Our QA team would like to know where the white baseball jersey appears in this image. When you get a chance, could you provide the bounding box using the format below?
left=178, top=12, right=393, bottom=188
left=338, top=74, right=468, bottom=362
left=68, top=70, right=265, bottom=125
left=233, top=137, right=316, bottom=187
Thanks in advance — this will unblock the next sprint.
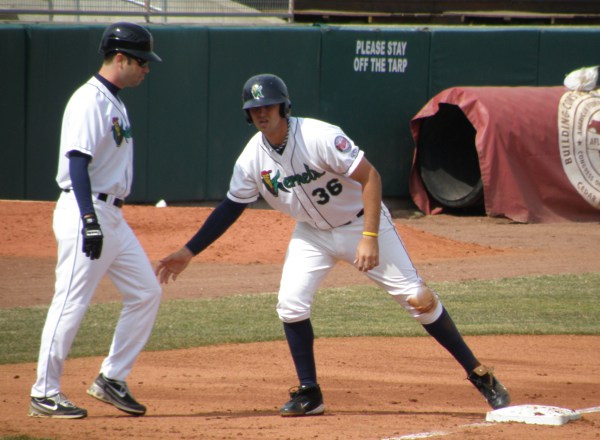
left=227, top=116, right=443, bottom=326
left=31, top=75, right=161, bottom=399
left=227, top=117, right=366, bottom=229
left=56, top=76, right=133, bottom=198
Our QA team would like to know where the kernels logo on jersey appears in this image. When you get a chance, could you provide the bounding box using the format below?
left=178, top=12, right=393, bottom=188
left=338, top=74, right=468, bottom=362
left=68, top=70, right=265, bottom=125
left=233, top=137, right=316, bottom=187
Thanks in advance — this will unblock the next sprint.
left=261, top=164, right=325, bottom=196
left=111, top=117, right=132, bottom=146
left=558, top=91, right=600, bottom=209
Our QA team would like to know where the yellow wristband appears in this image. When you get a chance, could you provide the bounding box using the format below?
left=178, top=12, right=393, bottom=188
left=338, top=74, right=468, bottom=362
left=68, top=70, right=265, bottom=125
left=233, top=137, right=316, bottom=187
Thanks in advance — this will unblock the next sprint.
left=362, top=231, right=378, bottom=238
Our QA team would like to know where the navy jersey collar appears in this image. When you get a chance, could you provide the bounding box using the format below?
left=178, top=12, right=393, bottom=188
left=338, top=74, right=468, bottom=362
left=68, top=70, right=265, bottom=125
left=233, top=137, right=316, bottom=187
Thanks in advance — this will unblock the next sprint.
left=94, top=73, right=120, bottom=97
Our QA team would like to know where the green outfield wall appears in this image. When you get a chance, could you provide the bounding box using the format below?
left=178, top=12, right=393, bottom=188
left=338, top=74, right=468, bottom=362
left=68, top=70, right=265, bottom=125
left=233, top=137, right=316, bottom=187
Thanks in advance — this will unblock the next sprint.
left=2, top=24, right=599, bottom=203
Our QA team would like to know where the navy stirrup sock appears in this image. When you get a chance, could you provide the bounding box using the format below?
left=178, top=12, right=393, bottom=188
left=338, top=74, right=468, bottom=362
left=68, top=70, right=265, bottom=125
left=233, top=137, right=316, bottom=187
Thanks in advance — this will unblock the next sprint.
left=283, top=319, right=317, bottom=386
left=422, top=307, right=479, bottom=374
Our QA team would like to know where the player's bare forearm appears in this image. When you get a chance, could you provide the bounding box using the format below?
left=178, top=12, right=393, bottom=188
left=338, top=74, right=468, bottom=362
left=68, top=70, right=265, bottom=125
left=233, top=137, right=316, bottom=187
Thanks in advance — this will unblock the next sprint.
left=361, top=175, right=382, bottom=235
left=350, top=157, right=382, bottom=234
left=350, top=157, right=382, bottom=271
left=155, top=246, right=194, bottom=284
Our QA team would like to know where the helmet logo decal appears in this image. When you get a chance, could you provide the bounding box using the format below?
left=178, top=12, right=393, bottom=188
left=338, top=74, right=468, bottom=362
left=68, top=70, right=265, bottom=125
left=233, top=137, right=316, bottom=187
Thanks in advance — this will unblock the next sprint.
left=261, top=164, right=325, bottom=197
left=251, top=84, right=264, bottom=100
left=111, top=117, right=132, bottom=146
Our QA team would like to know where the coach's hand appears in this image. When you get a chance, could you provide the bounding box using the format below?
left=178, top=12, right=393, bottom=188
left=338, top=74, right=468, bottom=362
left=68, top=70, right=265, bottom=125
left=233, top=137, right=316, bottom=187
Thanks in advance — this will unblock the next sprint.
left=81, top=214, right=103, bottom=260
left=155, top=246, right=194, bottom=284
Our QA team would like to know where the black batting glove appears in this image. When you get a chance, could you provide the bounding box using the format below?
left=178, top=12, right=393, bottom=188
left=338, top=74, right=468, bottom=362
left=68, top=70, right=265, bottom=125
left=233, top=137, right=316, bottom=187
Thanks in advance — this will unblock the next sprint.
left=81, top=214, right=103, bottom=260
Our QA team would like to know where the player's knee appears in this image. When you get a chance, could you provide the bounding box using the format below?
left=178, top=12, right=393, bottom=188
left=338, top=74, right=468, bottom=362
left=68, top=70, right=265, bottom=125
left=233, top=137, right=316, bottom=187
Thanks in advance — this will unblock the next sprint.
left=151, top=285, right=162, bottom=302
left=406, top=285, right=439, bottom=314
left=145, top=282, right=162, bottom=300
left=393, top=285, right=443, bottom=324
left=126, top=284, right=162, bottom=308
left=130, top=281, right=162, bottom=306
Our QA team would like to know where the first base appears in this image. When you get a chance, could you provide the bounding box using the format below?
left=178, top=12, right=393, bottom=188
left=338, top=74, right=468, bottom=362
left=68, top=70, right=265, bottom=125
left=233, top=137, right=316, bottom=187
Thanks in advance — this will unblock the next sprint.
left=486, top=404, right=582, bottom=426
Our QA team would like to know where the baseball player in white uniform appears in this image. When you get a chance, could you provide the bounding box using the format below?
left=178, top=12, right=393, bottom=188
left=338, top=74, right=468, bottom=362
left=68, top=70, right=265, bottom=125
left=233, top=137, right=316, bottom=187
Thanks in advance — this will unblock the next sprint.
left=155, top=74, right=511, bottom=416
left=29, top=23, right=163, bottom=419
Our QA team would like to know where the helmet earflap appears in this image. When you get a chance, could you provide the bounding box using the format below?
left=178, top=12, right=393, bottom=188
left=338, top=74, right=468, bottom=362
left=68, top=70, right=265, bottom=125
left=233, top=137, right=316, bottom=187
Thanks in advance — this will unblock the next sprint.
left=280, top=101, right=291, bottom=118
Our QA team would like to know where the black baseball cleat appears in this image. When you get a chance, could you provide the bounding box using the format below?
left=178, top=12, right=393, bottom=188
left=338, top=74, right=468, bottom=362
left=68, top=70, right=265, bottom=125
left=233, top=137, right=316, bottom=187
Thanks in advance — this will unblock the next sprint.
left=87, top=373, right=146, bottom=416
left=280, top=384, right=325, bottom=416
left=468, top=365, right=511, bottom=409
left=28, top=393, right=87, bottom=419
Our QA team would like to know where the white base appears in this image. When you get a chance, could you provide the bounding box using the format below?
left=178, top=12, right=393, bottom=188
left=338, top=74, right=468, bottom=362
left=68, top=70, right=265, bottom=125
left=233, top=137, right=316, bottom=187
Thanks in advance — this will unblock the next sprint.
left=486, top=404, right=582, bottom=426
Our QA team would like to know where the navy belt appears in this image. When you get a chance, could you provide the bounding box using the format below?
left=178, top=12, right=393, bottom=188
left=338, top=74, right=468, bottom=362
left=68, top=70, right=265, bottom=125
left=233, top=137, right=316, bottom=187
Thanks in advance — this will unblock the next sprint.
left=97, top=193, right=124, bottom=208
left=342, top=209, right=365, bottom=226
left=63, top=189, right=124, bottom=208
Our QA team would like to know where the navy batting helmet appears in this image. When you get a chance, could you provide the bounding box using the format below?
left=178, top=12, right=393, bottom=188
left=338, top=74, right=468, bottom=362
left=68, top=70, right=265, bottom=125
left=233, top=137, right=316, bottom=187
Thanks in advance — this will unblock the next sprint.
left=99, top=22, right=162, bottom=62
left=242, top=74, right=291, bottom=122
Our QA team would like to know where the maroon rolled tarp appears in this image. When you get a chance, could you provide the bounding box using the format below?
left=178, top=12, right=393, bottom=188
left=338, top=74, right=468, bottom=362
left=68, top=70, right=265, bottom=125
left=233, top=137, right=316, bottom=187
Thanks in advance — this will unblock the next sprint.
left=409, top=86, right=600, bottom=223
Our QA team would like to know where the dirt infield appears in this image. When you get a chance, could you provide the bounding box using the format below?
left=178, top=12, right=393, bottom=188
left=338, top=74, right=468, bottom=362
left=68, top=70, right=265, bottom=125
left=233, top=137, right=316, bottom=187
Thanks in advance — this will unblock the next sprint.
left=1, top=200, right=599, bottom=439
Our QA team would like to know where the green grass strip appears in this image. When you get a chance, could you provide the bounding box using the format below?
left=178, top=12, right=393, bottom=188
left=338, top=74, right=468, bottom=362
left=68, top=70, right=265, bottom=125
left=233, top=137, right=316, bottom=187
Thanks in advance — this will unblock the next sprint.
left=2, top=273, right=599, bottom=365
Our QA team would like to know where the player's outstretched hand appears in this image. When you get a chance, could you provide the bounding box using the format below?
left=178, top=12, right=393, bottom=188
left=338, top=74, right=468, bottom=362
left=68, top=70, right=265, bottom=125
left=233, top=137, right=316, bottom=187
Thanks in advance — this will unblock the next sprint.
left=155, top=246, right=194, bottom=284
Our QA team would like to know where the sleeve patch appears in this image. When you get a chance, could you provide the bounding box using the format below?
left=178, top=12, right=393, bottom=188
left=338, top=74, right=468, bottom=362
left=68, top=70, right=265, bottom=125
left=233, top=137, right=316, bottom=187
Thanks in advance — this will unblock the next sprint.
left=334, top=136, right=352, bottom=153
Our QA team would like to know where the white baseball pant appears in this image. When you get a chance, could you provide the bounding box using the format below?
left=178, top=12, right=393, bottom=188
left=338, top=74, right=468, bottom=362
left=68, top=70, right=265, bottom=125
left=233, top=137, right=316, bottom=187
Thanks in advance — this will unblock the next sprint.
left=31, top=192, right=162, bottom=398
left=276, top=208, right=444, bottom=325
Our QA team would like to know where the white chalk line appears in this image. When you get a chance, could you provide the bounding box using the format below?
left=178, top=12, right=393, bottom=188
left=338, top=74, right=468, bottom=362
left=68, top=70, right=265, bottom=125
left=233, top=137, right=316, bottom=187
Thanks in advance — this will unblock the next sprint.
left=578, top=405, right=600, bottom=414
left=382, top=405, right=600, bottom=440
left=382, top=422, right=494, bottom=440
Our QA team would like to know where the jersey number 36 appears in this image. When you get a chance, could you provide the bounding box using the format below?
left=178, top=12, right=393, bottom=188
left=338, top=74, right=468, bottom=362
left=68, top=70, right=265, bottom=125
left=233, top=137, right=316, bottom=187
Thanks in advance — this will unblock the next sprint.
left=312, top=179, right=343, bottom=205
